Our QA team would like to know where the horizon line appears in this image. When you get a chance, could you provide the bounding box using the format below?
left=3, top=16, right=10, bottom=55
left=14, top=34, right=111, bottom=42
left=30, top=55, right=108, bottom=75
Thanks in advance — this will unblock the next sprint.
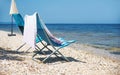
left=0, top=22, right=120, bottom=25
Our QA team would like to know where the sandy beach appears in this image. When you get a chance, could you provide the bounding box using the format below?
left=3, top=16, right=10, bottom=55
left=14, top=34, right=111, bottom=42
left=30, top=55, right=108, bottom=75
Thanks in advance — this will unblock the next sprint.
left=0, top=29, right=120, bottom=75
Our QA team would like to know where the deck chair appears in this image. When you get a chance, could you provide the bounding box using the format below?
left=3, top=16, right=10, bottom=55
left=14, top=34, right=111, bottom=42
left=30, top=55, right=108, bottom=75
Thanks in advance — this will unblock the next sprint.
left=12, top=14, right=41, bottom=52
left=32, top=13, right=76, bottom=62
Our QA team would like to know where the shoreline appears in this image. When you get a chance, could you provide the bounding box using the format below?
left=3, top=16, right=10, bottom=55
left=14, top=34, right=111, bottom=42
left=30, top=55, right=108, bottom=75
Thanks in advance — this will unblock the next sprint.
left=1, top=29, right=120, bottom=61
left=0, top=29, right=120, bottom=61
left=71, top=43, right=120, bottom=61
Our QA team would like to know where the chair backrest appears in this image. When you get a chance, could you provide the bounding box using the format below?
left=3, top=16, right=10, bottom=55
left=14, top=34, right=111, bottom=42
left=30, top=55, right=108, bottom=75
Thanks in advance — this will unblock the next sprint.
left=36, top=13, right=62, bottom=46
left=12, top=13, right=41, bottom=43
left=12, top=14, right=24, bottom=34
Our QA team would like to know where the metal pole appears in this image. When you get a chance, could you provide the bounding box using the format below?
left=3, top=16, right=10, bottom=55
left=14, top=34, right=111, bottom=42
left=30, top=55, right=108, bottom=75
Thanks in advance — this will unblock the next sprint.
left=8, top=16, right=16, bottom=36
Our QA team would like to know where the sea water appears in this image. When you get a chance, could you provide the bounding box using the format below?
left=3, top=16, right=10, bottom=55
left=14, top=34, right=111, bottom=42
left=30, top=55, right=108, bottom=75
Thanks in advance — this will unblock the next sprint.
left=0, top=24, right=120, bottom=49
left=47, top=24, right=120, bottom=49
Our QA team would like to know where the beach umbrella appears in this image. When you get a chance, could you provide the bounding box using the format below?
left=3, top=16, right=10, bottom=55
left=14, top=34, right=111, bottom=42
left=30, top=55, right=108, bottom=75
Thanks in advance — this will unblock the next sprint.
left=9, top=0, right=18, bottom=14
left=8, top=0, right=19, bottom=36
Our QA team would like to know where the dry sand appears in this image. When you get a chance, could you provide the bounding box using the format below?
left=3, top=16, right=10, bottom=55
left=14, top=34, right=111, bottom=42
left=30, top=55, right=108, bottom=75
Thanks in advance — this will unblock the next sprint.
left=0, top=30, right=120, bottom=75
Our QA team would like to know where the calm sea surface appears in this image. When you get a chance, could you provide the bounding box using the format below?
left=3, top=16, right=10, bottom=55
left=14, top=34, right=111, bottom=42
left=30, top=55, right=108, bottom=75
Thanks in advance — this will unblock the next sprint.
left=47, top=24, right=120, bottom=48
left=0, top=24, right=120, bottom=49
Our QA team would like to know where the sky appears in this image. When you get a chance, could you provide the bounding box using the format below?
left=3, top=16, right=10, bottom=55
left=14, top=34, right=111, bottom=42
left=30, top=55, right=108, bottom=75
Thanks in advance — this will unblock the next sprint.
left=0, top=0, right=120, bottom=24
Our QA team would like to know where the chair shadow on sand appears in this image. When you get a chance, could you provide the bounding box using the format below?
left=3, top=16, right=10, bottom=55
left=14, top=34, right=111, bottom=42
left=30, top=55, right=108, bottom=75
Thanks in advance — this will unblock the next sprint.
left=34, top=50, right=86, bottom=63
left=0, top=47, right=86, bottom=63
left=0, top=47, right=29, bottom=61
left=36, top=57, right=86, bottom=63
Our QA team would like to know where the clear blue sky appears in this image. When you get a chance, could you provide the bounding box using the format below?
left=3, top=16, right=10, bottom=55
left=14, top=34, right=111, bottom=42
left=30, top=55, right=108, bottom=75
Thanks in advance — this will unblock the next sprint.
left=0, top=0, right=120, bottom=23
